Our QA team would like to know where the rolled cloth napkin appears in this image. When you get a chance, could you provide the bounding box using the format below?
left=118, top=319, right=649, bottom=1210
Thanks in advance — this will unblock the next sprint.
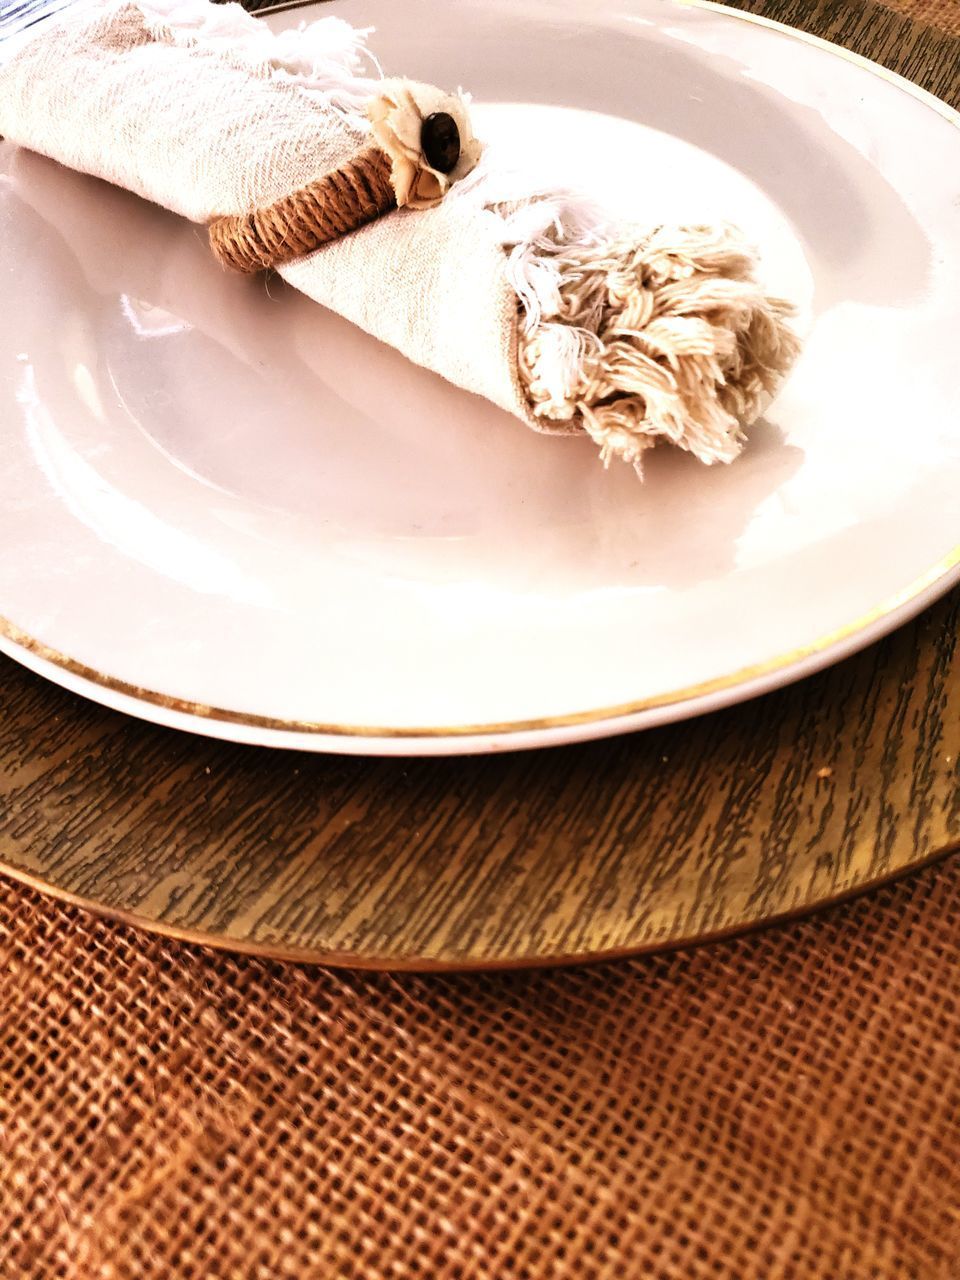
left=0, top=0, right=799, bottom=471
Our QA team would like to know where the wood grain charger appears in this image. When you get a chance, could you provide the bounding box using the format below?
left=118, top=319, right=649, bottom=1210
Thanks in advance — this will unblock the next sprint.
left=1, top=585, right=956, bottom=969
left=0, top=0, right=958, bottom=969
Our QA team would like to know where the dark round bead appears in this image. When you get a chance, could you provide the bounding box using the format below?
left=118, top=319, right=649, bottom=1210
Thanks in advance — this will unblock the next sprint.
left=420, top=112, right=461, bottom=174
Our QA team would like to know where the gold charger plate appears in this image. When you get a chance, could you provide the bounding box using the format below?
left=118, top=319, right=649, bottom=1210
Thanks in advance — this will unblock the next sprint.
left=1, top=587, right=957, bottom=968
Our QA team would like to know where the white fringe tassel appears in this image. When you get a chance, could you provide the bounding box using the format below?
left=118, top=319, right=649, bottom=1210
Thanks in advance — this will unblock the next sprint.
left=137, top=0, right=381, bottom=126
left=499, top=197, right=800, bottom=471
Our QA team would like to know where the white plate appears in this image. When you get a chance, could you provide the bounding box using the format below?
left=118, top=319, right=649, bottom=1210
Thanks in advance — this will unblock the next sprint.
left=1, top=0, right=958, bottom=755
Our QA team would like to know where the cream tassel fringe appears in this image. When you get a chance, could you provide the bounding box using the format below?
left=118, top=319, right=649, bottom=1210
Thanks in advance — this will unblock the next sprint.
left=502, top=201, right=800, bottom=471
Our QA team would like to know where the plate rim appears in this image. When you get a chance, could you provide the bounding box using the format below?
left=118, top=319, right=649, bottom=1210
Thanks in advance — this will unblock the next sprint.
left=3, top=0, right=959, bottom=754
left=2, top=553, right=958, bottom=753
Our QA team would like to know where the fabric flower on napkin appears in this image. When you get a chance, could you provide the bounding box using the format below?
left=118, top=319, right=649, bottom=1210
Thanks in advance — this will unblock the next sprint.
left=367, top=78, right=482, bottom=210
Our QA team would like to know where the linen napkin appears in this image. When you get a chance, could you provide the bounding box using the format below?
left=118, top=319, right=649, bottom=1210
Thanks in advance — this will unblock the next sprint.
left=0, top=0, right=799, bottom=470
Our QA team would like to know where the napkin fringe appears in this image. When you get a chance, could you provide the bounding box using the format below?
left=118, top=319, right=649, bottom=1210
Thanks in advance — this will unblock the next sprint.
left=135, top=0, right=380, bottom=127
left=496, top=195, right=800, bottom=470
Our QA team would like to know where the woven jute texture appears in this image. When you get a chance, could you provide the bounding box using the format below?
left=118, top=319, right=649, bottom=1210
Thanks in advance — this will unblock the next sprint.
left=885, top=0, right=960, bottom=32
left=2, top=855, right=960, bottom=1280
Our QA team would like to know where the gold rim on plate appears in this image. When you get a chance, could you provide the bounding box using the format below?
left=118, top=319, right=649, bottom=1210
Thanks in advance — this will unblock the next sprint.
left=2, top=550, right=958, bottom=739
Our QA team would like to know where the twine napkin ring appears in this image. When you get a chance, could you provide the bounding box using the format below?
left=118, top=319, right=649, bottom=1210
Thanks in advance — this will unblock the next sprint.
left=208, top=78, right=481, bottom=274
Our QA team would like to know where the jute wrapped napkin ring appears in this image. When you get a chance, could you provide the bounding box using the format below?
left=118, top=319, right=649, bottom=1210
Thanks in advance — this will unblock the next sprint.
left=0, top=0, right=800, bottom=472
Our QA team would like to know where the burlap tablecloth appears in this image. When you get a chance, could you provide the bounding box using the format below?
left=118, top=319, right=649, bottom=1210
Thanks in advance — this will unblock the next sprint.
left=2, top=1, right=960, bottom=1276
left=3, top=849, right=959, bottom=1278
left=887, top=0, right=960, bottom=29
